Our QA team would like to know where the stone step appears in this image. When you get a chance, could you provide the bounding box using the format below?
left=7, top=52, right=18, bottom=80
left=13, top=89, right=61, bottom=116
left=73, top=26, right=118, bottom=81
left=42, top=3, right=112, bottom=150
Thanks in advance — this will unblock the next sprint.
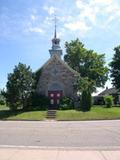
left=46, top=116, right=56, bottom=119
left=47, top=110, right=56, bottom=119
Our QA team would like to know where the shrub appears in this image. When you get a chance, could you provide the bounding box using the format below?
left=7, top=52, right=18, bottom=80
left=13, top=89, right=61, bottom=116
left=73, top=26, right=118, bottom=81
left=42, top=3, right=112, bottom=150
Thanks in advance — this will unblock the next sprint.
left=59, top=97, right=73, bottom=110
left=0, top=100, right=5, bottom=105
left=31, top=93, right=49, bottom=110
left=81, top=90, right=92, bottom=112
left=0, top=90, right=6, bottom=105
left=104, top=95, right=113, bottom=108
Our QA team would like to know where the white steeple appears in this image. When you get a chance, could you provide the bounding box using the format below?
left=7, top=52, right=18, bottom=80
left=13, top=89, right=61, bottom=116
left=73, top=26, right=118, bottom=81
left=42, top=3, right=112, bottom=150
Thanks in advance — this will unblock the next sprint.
left=49, top=16, right=62, bottom=58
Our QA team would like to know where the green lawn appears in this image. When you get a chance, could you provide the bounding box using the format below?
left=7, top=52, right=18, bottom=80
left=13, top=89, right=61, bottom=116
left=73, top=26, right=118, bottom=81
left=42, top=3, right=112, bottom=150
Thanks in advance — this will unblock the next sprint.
left=0, top=105, right=46, bottom=120
left=0, top=110, right=46, bottom=120
left=0, top=104, right=9, bottom=110
left=0, top=105, right=120, bottom=121
left=56, top=106, right=120, bottom=120
left=8, top=111, right=46, bottom=120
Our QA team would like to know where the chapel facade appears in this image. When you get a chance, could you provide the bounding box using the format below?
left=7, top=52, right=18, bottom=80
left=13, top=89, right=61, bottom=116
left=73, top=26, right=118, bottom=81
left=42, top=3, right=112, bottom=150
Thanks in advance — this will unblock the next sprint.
left=36, top=27, right=79, bottom=108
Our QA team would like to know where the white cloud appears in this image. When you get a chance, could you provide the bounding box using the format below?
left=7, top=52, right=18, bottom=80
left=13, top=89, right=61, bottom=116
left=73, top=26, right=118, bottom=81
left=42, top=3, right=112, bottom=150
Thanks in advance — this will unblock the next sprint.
left=31, top=15, right=37, bottom=21
left=52, top=0, right=119, bottom=38
left=75, top=0, right=120, bottom=28
left=64, top=21, right=91, bottom=35
left=76, top=1, right=98, bottom=25
left=76, top=0, right=85, bottom=9
left=106, top=15, right=115, bottom=24
left=27, top=27, right=44, bottom=33
left=43, top=6, right=56, bottom=15
left=92, top=0, right=113, bottom=5
left=57, top=28, right=66, bottom=38
left=43, top=16, right=52, bottom=26
left=80, top=7, right=97, bottom=25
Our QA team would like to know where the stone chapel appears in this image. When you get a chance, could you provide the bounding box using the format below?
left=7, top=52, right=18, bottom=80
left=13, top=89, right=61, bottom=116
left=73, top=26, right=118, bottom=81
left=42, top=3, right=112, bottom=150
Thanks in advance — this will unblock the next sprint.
left=36, top=25, right=79, bottom=108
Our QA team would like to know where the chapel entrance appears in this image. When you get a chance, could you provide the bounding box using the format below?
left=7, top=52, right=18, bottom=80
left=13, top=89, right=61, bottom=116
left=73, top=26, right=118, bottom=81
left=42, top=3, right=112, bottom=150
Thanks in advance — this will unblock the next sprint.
left=48, top=90, right=63, bottom=109
left=48, top=82, right=63, bottom=109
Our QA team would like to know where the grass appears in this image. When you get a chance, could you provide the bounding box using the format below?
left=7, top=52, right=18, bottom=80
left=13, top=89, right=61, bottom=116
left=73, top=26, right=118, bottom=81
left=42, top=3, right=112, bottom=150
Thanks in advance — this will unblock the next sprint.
left=56, top=106, right=120, bottom=121
left=0, top=104, right=9, bottom=110
left=7, top=111, right=46, bottom=120
left=0, top=105, right=46, bottom=120
left=0, top=104, right=120, bottom=121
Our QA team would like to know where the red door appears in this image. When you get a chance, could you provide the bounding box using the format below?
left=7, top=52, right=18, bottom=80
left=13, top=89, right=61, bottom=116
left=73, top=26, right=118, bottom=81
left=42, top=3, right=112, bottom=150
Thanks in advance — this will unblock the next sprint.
left=48, top=91, right=63, bottom=108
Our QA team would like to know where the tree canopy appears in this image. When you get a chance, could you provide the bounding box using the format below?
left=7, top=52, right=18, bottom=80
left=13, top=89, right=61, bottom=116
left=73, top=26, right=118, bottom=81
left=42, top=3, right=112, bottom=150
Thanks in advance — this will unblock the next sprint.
left=64, top=39, right=108, bottom=92
left=110, top=45, right=120, bottom=90
left=5, top=63, right=35, bottom=110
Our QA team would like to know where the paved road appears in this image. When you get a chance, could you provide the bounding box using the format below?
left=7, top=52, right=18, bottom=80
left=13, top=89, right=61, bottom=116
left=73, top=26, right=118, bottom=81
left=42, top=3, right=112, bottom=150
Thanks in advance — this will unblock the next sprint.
left=0, top=120, right=120, bottom=149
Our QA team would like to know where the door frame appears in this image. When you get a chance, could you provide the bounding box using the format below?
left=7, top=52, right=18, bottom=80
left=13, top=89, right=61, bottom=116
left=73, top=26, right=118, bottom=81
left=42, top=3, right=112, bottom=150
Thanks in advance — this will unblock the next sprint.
left=48, top=90, right=63, bottom=109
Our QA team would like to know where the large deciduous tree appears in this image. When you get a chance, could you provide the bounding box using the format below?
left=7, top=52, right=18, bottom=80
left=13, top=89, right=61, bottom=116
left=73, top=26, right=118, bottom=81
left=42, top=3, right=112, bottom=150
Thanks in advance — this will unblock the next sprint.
left=5, top=63, right=35, bottom=110
left=110, top=45, right=120, bottom=90
left=64, top=39, right=108, bottom=111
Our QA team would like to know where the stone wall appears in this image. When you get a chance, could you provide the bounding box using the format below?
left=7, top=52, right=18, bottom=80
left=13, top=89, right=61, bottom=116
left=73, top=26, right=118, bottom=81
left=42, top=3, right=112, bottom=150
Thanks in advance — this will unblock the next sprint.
left=36, top=55, right=78, bottom=98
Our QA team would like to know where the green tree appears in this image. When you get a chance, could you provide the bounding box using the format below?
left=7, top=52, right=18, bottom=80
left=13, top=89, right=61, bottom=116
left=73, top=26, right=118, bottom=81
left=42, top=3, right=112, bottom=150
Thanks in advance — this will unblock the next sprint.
left=65, top=39, right=108, bottom=88
left=74, top=77, right=93, bottom=111
left=5, top=63, right=35, bottom=110
left=65, top=39, right=108, bottom=111
left=110, top=45, right=120, bottom=90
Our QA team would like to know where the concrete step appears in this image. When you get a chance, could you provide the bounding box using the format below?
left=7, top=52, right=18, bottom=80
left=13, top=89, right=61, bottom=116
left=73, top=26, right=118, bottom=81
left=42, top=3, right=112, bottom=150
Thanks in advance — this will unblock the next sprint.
left=47, top=110, right=56, bottom=119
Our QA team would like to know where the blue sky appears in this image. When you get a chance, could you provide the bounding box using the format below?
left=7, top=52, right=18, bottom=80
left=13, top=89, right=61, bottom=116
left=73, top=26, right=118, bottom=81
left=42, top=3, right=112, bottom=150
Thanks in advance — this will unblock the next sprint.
left=0, top=0, right=120, bottom=93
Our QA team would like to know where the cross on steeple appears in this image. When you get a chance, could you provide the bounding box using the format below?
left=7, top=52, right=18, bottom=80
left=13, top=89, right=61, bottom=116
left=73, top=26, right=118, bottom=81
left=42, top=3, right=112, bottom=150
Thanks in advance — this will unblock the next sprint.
left=54, top=15, right=57, bottom=38
left=49, top=15, right=62, bottom=58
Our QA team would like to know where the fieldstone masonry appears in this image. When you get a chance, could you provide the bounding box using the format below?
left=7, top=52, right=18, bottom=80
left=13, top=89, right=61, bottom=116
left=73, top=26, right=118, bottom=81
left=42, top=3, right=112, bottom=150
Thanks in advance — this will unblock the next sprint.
left=36, top=54, right=78, bottom=98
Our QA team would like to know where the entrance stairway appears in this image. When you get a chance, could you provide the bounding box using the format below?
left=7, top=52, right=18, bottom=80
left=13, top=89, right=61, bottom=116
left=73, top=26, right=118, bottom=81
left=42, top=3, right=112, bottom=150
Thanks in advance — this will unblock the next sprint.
left=47, top=110, right=56, bottom=119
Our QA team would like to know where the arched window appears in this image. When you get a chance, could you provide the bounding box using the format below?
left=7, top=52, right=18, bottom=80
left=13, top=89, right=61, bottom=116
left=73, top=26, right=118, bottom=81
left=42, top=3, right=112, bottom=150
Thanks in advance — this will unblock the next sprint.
left=48, top=82, right=63, bottom=91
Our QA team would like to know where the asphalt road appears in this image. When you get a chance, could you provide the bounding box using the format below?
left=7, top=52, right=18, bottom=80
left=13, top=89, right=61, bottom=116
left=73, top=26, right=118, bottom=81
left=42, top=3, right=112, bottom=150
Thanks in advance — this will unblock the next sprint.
left=0, top=120, right=120, bottom=149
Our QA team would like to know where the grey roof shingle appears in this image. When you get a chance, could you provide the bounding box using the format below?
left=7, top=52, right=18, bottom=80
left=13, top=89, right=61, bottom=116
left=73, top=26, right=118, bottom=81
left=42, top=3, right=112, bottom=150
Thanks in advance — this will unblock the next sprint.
left=98, top=88, right=120, bottom=96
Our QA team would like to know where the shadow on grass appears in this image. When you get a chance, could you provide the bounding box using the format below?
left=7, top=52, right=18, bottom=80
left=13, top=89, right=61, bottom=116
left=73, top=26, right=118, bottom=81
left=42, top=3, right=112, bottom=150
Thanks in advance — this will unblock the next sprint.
left=0, top=110, right=24, bottom=120
left=0, top=107, right=47, bottom=120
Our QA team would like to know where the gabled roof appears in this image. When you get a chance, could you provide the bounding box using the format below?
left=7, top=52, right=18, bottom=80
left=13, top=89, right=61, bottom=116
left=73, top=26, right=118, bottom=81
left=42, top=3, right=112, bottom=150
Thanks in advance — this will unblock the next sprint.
left=98, top=88, right=120, bottom=96
left=36, top=54, right=79, bottom=76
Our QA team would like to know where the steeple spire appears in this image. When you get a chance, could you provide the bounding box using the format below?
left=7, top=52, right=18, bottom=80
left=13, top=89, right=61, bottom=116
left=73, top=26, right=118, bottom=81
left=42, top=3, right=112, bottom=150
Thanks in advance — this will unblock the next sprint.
left=54, top=15, right=57, bottom=38
left=49, top=15, right=62, bottom=58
